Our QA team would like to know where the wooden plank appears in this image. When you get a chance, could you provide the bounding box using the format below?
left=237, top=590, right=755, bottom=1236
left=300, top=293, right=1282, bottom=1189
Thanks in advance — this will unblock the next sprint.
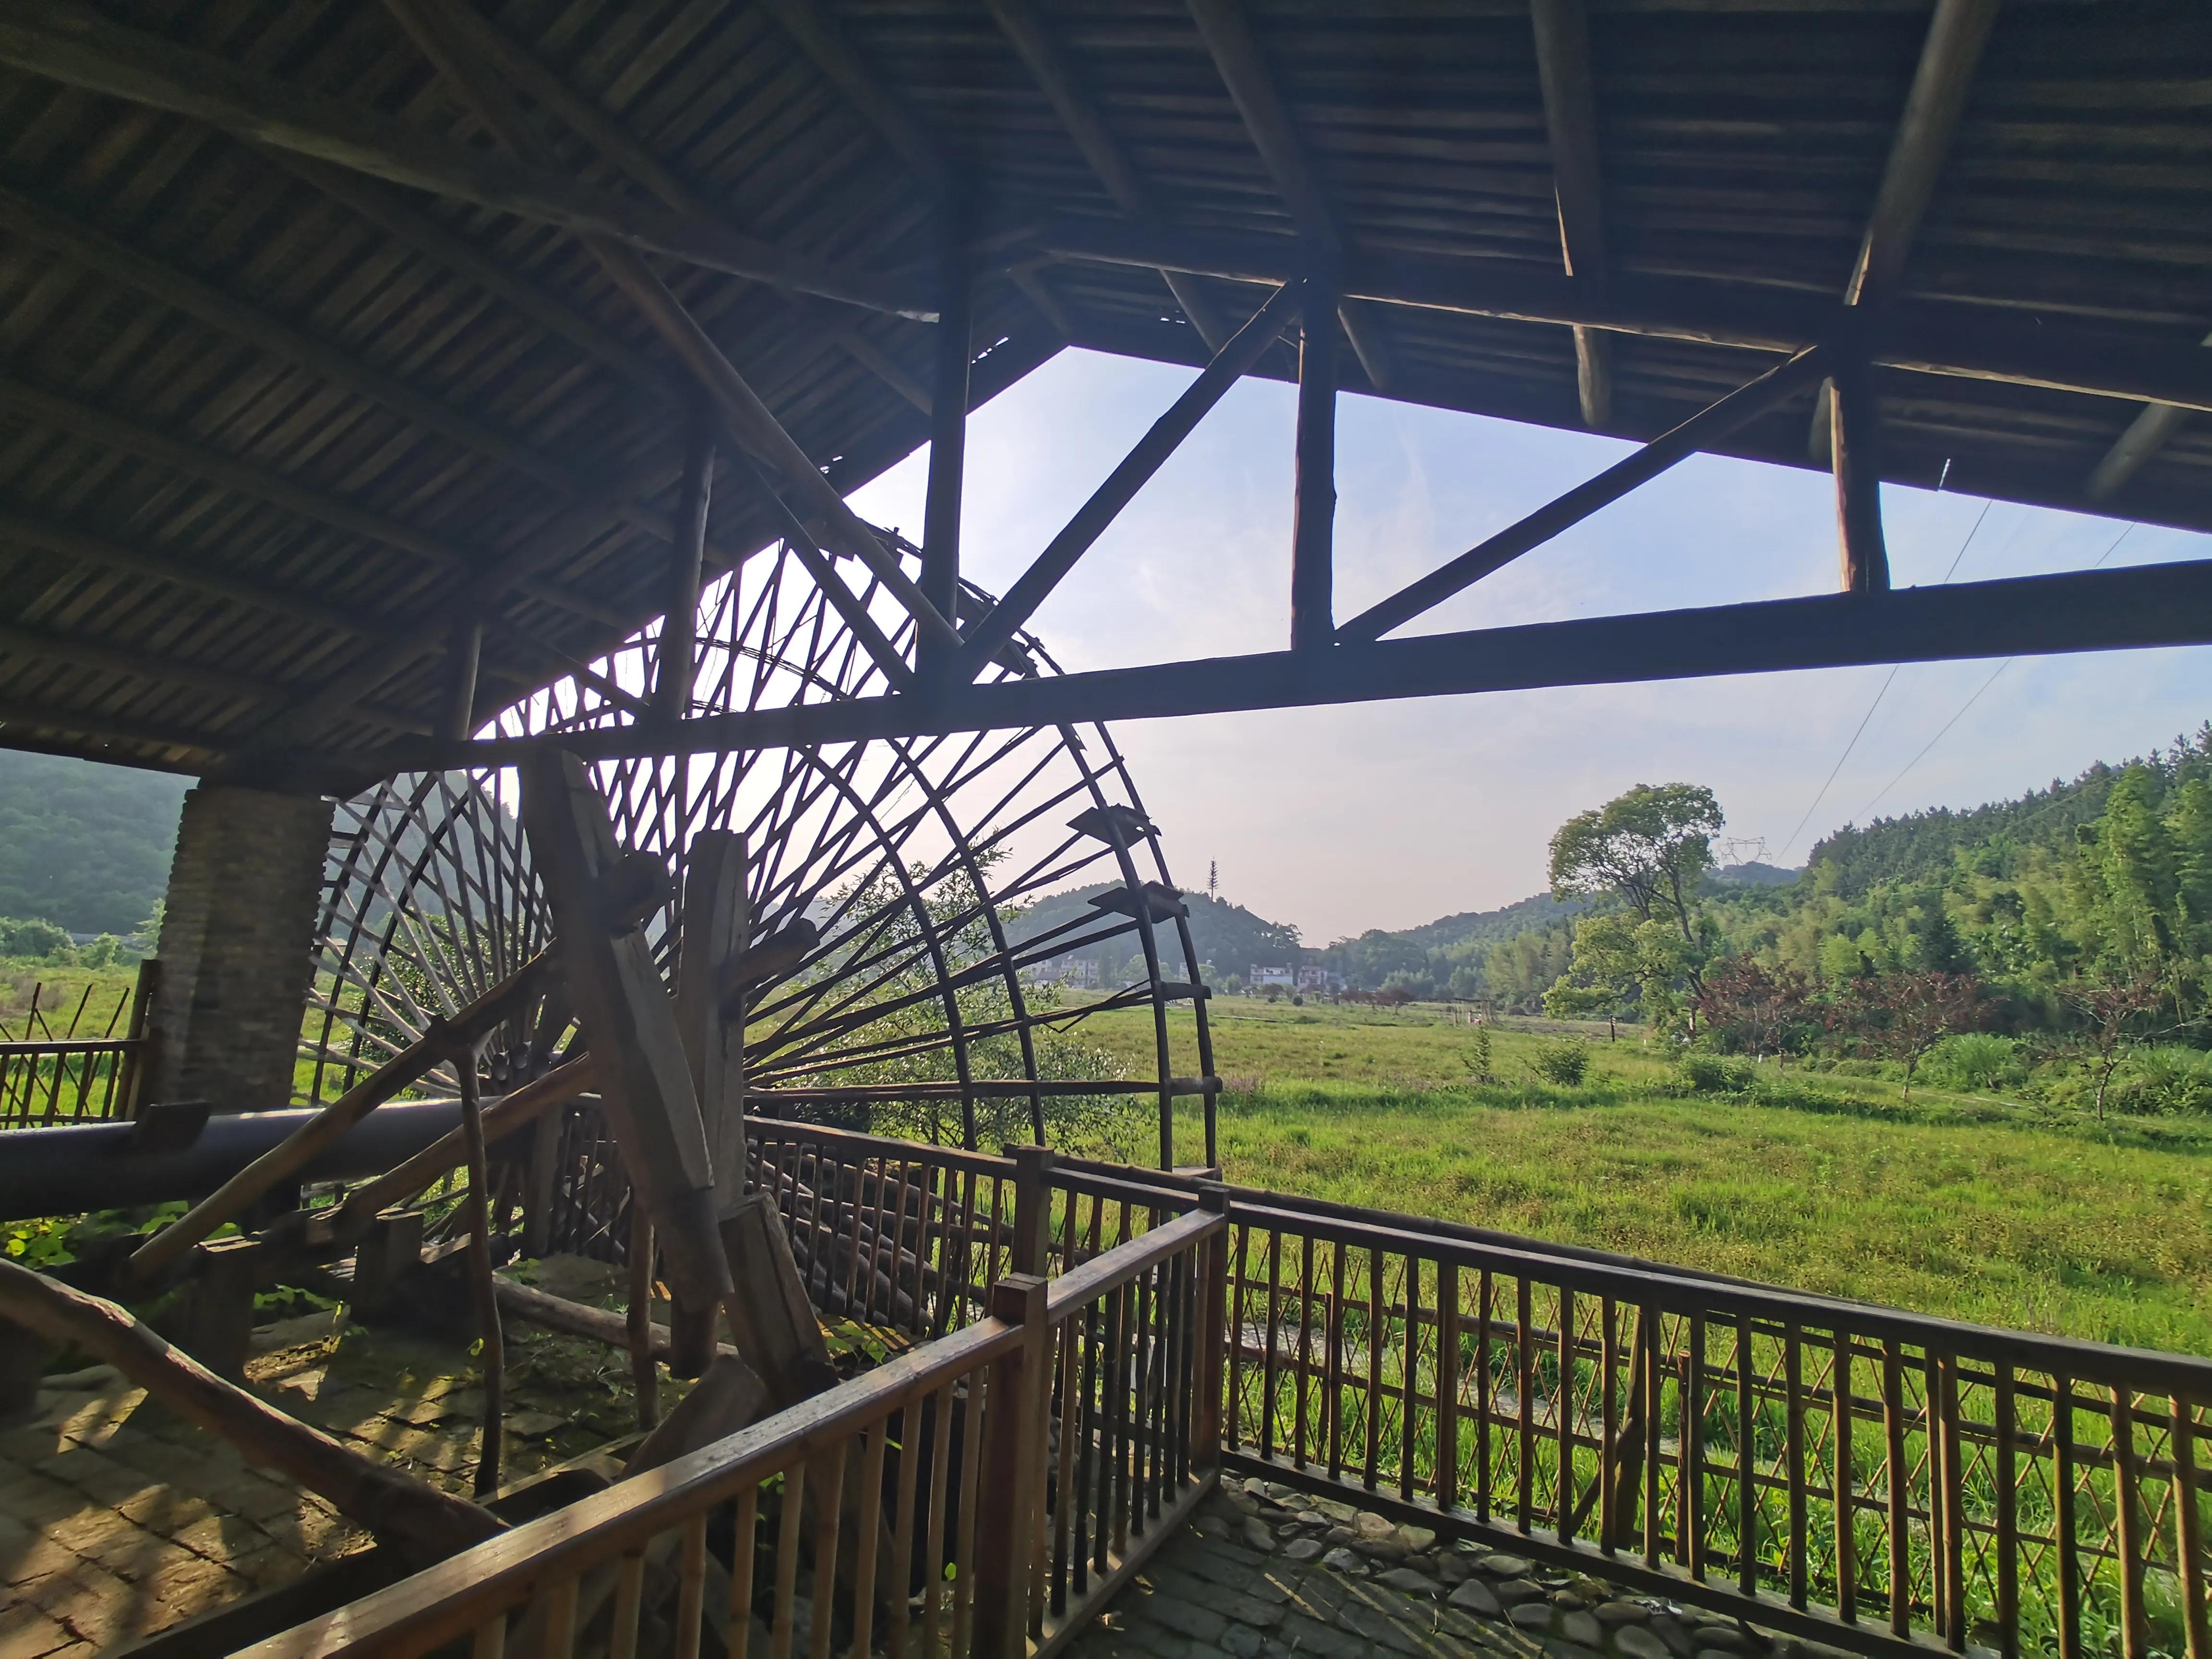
left=1290, top=267, right=1337, bottom=653
left=1528, top=0, right=1612, bottom=429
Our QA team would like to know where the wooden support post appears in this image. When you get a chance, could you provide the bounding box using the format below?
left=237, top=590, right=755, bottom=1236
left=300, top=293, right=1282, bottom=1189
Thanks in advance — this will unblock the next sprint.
left=670, top=828, right=748, bottom=1378
left=1291, top=265, right=1338, bottom=651
left=1008, top=1143, right=1056, bottom=1276
left=457, top=1060, right=505, bottom=1497
left=518, top=752, right=728, bottom=1313
left=1830, top=352, right=1891, bottom=595
left=717, top=1194, right=835, bottom=1408
left=656, top=414, right=714, bottom=727
left=975, top=1273, right=1050, bottom=1659
left=351, top=1208, right=425, bottom=1322
left=1192, top=1184, right=1229, bottom=1465
left=522, top=1107, right=561, bottom=1259
left=174, top=1237, right=260, bottom=1383
left=921, top=199, right=974, bottom=684
left=626, top=1207, right=659, bottom=1430
left=439, top=611, right=483, bottom=744
left=118, top=956, right=159, bottom=1121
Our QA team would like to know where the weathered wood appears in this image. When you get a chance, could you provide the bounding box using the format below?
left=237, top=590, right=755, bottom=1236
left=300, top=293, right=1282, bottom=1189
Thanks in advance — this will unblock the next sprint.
left=627, top=1207, right=659, bottom=1432
left=1831, top=352, right=1891, bottom=595
left=518, top=752, right=728, bottom=1312
left=0, top=1258, right=502, bottom=1568
left=1529, top=0, right=1612, bottom=430
left=447, top=1062, right=503, bottom=1498
left=489, top=1277, right=736, bottom=1364
left=719, top=1192, right=837, bottom=1409
left=1291, top=269, right=1339, bottom=652
left=2088, top=398, right=2194, bottom=502
left=958, top=280, right=1302, bottom=674
left=920, top=206, right=974, bottom=685
left=128, top=950, right=560, bottom=1286
left=657, top=417, right=715, bottom=727
left=976, top=1274, right=1050, bottom=1659
left=0, top=3, right=930, bottom=318
left=675, top=831, right=750, bottom=1219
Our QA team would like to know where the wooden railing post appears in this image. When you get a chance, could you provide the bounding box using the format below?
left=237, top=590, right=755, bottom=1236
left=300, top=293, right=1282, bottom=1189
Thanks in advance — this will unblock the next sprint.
left=1009, top=1143, right=1057, bottom=1276
left=1193, top=1184, right=1229, bottom=1467
left=976, top=1272, right=1049, bottom=1659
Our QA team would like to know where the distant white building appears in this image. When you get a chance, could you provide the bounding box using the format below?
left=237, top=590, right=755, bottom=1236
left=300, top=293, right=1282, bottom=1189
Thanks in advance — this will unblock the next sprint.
left=1039, top=956, right=1099, bottom=988
left=1296, top=965, right=1338, bottom=993
left=1250, top=964, right=1295, bottom=989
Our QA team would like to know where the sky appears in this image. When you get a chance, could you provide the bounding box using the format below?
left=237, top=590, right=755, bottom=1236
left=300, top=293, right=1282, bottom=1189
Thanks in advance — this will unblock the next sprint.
left=845, top=348, right=2212, bottom=947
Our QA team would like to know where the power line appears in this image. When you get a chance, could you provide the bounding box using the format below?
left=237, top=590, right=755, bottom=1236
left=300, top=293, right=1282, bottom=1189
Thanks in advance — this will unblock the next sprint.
left=1776, top=501, right=1994, bottom=858
left=1848, top=523, right=2137, bottom=824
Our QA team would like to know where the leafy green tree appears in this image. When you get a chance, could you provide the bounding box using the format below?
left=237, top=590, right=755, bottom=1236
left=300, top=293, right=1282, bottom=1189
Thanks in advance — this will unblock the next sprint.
left=1543, top=912, right=1639, bottom=1036
left=1548, top=782, right=1723, bottom=943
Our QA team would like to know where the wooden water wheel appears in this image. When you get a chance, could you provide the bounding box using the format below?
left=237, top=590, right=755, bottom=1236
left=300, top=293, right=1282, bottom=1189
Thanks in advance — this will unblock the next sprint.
left=303, top=533, right=1218, bottom=1257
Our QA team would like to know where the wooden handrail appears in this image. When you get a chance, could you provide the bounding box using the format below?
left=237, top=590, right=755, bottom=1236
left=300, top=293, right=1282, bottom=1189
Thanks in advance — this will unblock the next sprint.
left=0, top=1036, right=146, bottom=1057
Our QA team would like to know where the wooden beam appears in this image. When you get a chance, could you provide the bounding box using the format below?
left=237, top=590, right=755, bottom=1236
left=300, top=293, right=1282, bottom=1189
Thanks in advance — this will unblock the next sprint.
left=0, top=377, right=633, bottom=632
left=0, top=695, right=227, bottom=760
left=1529, top=0, right=1612, bottom=430
left=1831, top=352, right=1891, bottom=594
left=1024, top=219, right=2212, bottom=414
left=413, top=1, right=943, bottom=414
left=956, top=281, right=1303, bottom=674
left=752, top=0, right=953, bottom=195
left=1182, top=0, right=1394, bottom=391
left=982, top=0, right=1228, bottom=349
left=2086, top=332, right=2210, bottom=501
left=0, top=2, right=931, bottom=319
left=351, top=559, right=2212, bottom=774
left=437, top=612, right=484, bottom=744
left=0, top=617, right=293, bottom=714
left=657, top=413, right=715, bottom=726
left=1338, top=347, right=1830, bottom=644
left=921, top=207, right=974, bottom=683
left=1814, top=0, right=1999, bottom=457
left=1846, top=0, right=2002, bottom=307
left=1291, top=268, right=1338, bottom=652
left=384, top=0, right=960, bottom=663
left=0, top=1259, right=502, bottom=1571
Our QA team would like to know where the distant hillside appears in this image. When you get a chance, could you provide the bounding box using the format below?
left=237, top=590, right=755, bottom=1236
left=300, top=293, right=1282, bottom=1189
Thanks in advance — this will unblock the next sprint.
left=0, top=752, right=187, bottom=935
left=1800, top=730, right=2212, bottom=901
left=1007, top=884, right=1301, bottom=978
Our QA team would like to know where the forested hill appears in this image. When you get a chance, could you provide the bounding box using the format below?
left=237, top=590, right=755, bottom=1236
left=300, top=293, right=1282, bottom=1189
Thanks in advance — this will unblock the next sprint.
left=1803, top=766, right=2126, bottom=898
left=1006, top=884, right=1302, bottom=978
left=0, top=751, right=187, bottom=935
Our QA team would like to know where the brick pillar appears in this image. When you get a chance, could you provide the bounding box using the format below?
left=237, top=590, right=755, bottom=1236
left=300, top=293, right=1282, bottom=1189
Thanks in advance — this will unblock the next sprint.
left=152, top=784, right=335, bottom=1113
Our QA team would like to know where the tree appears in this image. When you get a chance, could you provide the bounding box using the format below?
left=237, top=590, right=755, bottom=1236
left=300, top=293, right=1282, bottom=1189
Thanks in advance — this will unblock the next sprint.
left=1828, top=971, right=1988, bottom=1098
left=1696, top=957, right=1812, bottom=1061
left=1543, top=912, right=1640, bottom=1037
left=2058, top=966, right=2188, bottom=1121
left=1549, top=783, right=1724, bottom=943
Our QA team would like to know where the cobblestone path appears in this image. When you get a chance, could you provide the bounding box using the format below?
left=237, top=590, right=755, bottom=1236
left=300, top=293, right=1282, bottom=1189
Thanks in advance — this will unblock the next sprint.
left=1067, top=1477, right=1854, bottom=1659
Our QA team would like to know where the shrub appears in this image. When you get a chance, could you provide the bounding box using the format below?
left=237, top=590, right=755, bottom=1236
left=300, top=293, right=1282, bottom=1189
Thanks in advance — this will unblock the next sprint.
left=1921, top=1032, right=2021, bottom=1092
left=1678, top=1052, right=1754, bottom=1094
left=1531, top=1039, right=1590, bottom=1086
left=2117, top=1046, right=2212, bottom=1115
left=0, top=916, right=72, bottom=961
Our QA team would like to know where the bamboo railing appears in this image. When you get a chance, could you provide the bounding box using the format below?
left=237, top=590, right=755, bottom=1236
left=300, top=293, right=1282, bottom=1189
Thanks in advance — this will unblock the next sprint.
left=0, top=962, right=156, bottom=1128
left=240, top=1201, right=1227, bottom=1659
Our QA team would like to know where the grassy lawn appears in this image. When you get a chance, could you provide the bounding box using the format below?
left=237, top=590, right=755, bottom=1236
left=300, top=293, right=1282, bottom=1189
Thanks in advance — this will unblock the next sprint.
left=1064, top=997, right=2212, bottom=1353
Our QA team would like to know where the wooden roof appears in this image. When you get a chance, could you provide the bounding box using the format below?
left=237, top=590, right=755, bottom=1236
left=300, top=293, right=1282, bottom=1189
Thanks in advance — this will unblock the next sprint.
left=0, top=0, right=2203, bottom=775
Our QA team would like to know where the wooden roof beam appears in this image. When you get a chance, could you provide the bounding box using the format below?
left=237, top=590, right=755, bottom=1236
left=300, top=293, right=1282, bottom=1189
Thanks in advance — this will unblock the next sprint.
left=0, top=185, right=706, bottom=567
left=0, top=696, right=227, bottom=763
left=1812, top=0, right=2000, bottom=457
left=2086, top=332, right=2209, bottom=503
left=0, top=377, right=633, bottom=633
left=983, top=0, right=1229, bottom=351
left=413, top=2, right=936, bottom=417
left=750, top=0, right=953, bottom=197
left=380, top=0, right=951, bottom=686
left=0, top=2, right=931, bottom=319
left=1529, top=0, right=1612, bottom=431
left=1183, top=0, right=1395, bottom=392
left=1026, top=221, right=2212, bottom=414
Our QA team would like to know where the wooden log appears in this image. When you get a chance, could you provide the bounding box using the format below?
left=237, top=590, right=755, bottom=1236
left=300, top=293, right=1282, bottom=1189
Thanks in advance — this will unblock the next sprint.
left=129, top=950, right=559, bottom=1286
left=627, top=1207, right=659, bottom=1432
left=719, top=1193, right=838, bottom=1408
left=458, top=1063, right=505, bottom=1498
left=675, top=831, right=749, bottom=1219
left=489, top=1278, right=736, bottom=1363
left=337, top=1058, right=597, bottom=1238
left=0, top=1259, right=501, bottom=1569
left=0, top=3, right=928, bottom=318
left=519, top=752, right=729, bottom=1312
left=1291, top=267, right=1339, bottom=652
left=1831, top=352, right=1892, bottom=595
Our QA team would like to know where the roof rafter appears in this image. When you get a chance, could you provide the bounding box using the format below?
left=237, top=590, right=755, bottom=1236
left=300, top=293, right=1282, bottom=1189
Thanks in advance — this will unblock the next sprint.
left=2086, top=332, right=2209, bottom=502
left=983, top=0, right=1229, bottom=351
left=0, top=1, right=931, bottom=319
left=1530, top=0, right=1612, bottom=430
left=1183, top=0, right=1396, bottom=392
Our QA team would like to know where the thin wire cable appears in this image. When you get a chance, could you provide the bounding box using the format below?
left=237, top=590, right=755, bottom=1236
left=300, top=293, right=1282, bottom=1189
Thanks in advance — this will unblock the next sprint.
left=1850, top=523, right=2137, bottom=822
left=1776, top=501, right=1995, bottom=858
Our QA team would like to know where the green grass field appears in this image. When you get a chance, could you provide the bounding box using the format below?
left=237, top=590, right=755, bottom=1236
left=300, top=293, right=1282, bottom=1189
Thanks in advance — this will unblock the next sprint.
left=1067, top=998, right=2212, bottom=1353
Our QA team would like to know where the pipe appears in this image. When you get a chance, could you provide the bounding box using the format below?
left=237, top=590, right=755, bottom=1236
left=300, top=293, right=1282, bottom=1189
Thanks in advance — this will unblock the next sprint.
left=0, top=1100, right=482, bottom=1221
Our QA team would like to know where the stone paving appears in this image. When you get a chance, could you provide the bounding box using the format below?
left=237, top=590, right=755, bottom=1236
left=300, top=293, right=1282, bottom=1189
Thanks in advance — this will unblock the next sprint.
left=0, top=1262, right=661, bottom=1659
left=1067, top=1478, right=1856, bottom=1659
